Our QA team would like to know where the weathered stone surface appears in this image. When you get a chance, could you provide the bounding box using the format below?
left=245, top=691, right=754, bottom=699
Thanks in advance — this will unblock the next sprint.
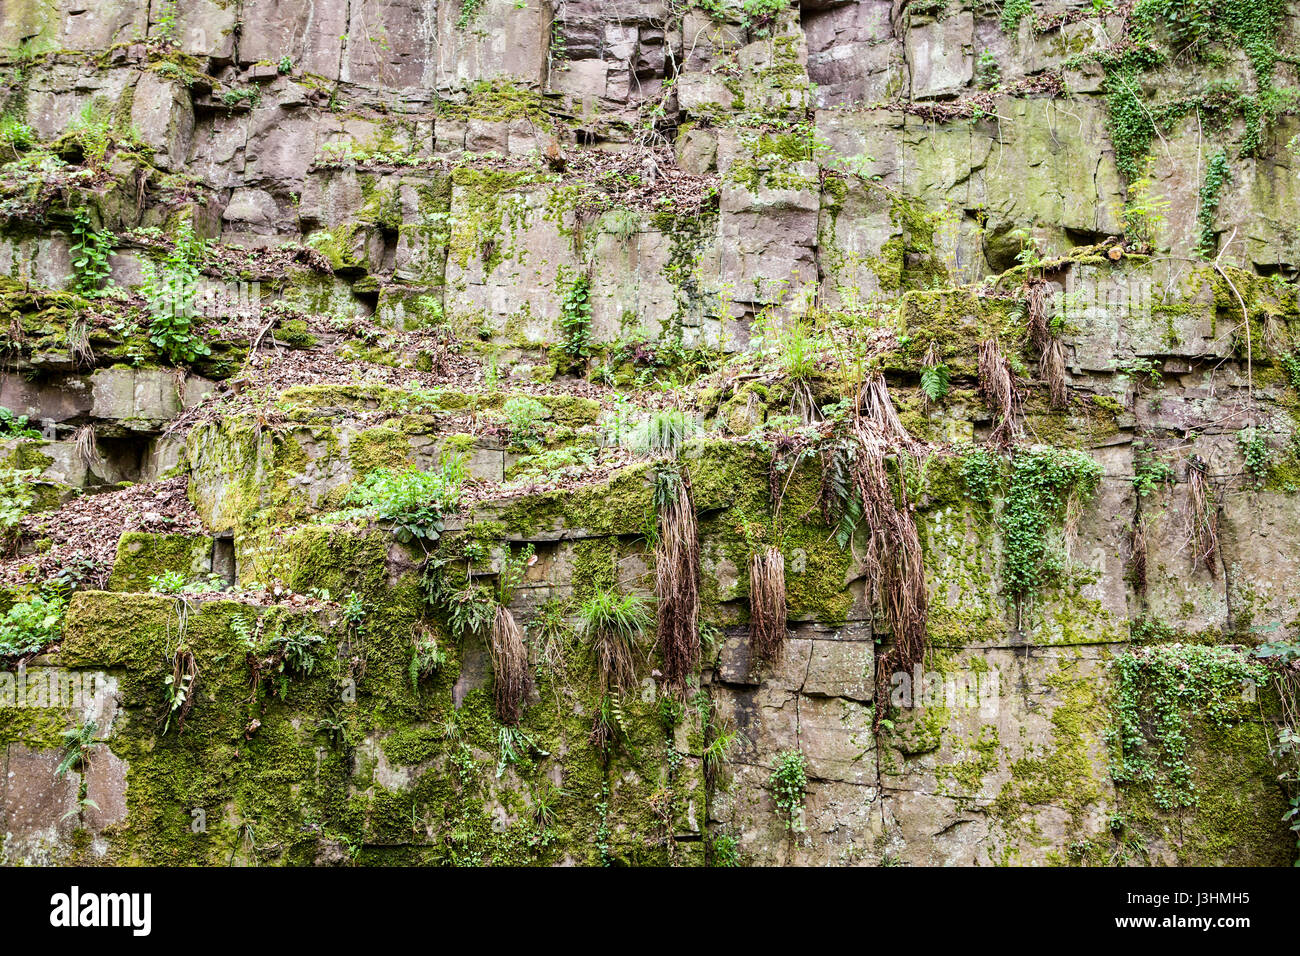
left=130, top=71, right=195, bottom=171
left=905, top=13, right=973, bottom=100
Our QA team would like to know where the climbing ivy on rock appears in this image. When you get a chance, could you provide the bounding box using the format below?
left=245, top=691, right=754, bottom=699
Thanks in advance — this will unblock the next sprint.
left=1196, top=150, right=1229, bottom=258
left=1109, top=644, right=1267, bottom=810
left=1000, top=447, right=1102, bottom=599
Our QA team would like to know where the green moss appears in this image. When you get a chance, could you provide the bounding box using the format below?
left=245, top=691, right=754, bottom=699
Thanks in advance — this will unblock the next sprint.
left=107, top=533, right=214, bottom=592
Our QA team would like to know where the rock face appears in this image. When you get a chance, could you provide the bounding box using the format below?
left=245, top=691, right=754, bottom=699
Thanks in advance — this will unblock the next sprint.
left=0, top=1, right=1297, bottom=867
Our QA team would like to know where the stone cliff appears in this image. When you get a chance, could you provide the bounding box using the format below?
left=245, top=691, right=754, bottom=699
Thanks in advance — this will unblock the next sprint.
left=0, top=0, right=1298, bottom=866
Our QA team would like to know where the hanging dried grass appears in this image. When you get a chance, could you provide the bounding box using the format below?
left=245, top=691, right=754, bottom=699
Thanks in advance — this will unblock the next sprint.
left=861, top=371, right=918, bottom=452
left=1026, top=278, right=1050, bottom=353
left=68, top=316, right=95, bottom=369
left=166, top=646, right=199, bottom=735
left=847, top=400, right=928, bottom=720
left=748, top=546, right=787, bottom=663
left=977, top=338, right=1023, bottom=446
left=1041, top=336, right=1067, bottom=409
left=1025, top=279, right=1067, bottom=409
left=1187, top=456, right=1219, bottom=578
left=487, top=605, right=530, bottom=725
left=1129, top=514, right=1148, bottom=593
left=73, top=424, right=105, bottom=476
left=655, top=468, right=701, bottom=686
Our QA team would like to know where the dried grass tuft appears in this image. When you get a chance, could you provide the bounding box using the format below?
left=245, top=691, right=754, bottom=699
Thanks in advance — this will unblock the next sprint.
left=748, top=546, right=787, bottom=663
left=655, top=468, right=701, bottom=686
left=488, top=605, right=530, bottom=725
left=1129, top=514, right=1148, bottom=593
left=1187, top=456, right=1219, bottom=578
left=978, top=338, right=1023, bottom=446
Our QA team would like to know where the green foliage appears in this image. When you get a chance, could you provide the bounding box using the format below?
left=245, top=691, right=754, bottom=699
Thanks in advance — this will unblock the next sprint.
left=1001, top=447, right=1103, bottom=597
left=66, top=101, right=113, bottom=166
left=769, top=749, right=808, bottom=833
left=0, top=467, right=37, bottom=551
left=502, top=396, right=549, bottom=451
left=1132, top=444, right=1175, bottom=497
left=147, top=570, right=187, bottom=593
left=0, top=592, right=66, bottom=658
left=1120, top=158, right=1170, bottom=253
left=267, top=630, right=326, bottom=676
left=0, top=115, right=35, bottom=155
left=958, top=445, right=1001, bottom=508
left=558, top=272, right=592, bottom=362
left=577, top=589, right=651, bottom=641
left=0, top=407, right=42, bottom=439
left=140, top=219, right=212, bottom=366
left=70, top=206, right=115, bottom=295
left=56, top=720, right=97, bottom=777
left=458, top=0, right=486, bottom=29
left=712, top=833, right=741, bottom=866
left=692, top=0, right=787, bottom=30
left=767, top=321, right=826, bottom=382
left=975, top=50, right=1001, bottom=89
left=1236, top=427, right=1270, bottom=487
left=1108, top=0, right=1289, bottom=178
left=442, top=582, right=497, bottom=641
left=1279, top=351, right=1300, bottom=389
left=495, top=542, right=535, bottom=605
left=1107, top=75, right=1156, bottom=183
left=920, top=362, right=951, bottom=404
left=1195, top=150, right=1230, bottom=258
left=337, top=458, right=466, bottom=544
left=278, top=55, right=294, bottom=74
left=1109, top=643, right=1266, bottom=809
left=1117, top=356, right=1164, bottom=389
left=220, top=87, right=261, bottom=108
left=409, top=630, right=447, bottom=688
left=147, top=570, right=226, bottom=595
left=626, top=407, right=698, bottom=458
left=153, top=0, right=179, bottom=41
left=1000, top=0, right=1034, bottom=32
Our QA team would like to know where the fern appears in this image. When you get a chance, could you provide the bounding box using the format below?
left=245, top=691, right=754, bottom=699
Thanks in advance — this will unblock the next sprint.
left=920, top=363, right=950, bottom=404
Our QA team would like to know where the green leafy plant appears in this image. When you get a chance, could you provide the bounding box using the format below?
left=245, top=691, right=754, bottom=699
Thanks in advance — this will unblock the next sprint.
left=579, top=588, right=651, bottom=694
left=0, top=466, right=37, bottom=552
left=1237, top=427, right=1271, bottom=487
left=1196, top=150, right=1230, bottom=258
left=409, top=627, right=447, bottom=687
left=1132, top=444, right=1175, bottom=497
left=626, top=407, right=698, bottom=458
left=458, top=0, right=486, bottom=29
left=1001, top=447, right=1103, bottom=598
left=769, top=749, right=808, bottom=833
left=161, top=649, right=197, bottom=735
left=558, top=271, right=592, bottom=363
left=958, top=444, right=1001, bottom=508
left=56, top=720, right=97, bottom=777
left=266, top=630, right=326, bottom=677
left=0, top=407, right=42, bottom=439
left=0, top=592, right=65, bottom=658
left=140, top=218, right=211, bottom=365
left=70, top=206, right=115, bottom=296
left=502, top=396, right=549, bottom=450
left=1109, top=644, right=1267, bottom=809
left=0, top=115, right=34, bottom=156
left=920, top=362, right=951, bottom=404
left=335, top=457, right=466, bottom=545
left=975, top=50, right=1001, bottom=89
left=1120, top=157, right=1170, bottom=254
